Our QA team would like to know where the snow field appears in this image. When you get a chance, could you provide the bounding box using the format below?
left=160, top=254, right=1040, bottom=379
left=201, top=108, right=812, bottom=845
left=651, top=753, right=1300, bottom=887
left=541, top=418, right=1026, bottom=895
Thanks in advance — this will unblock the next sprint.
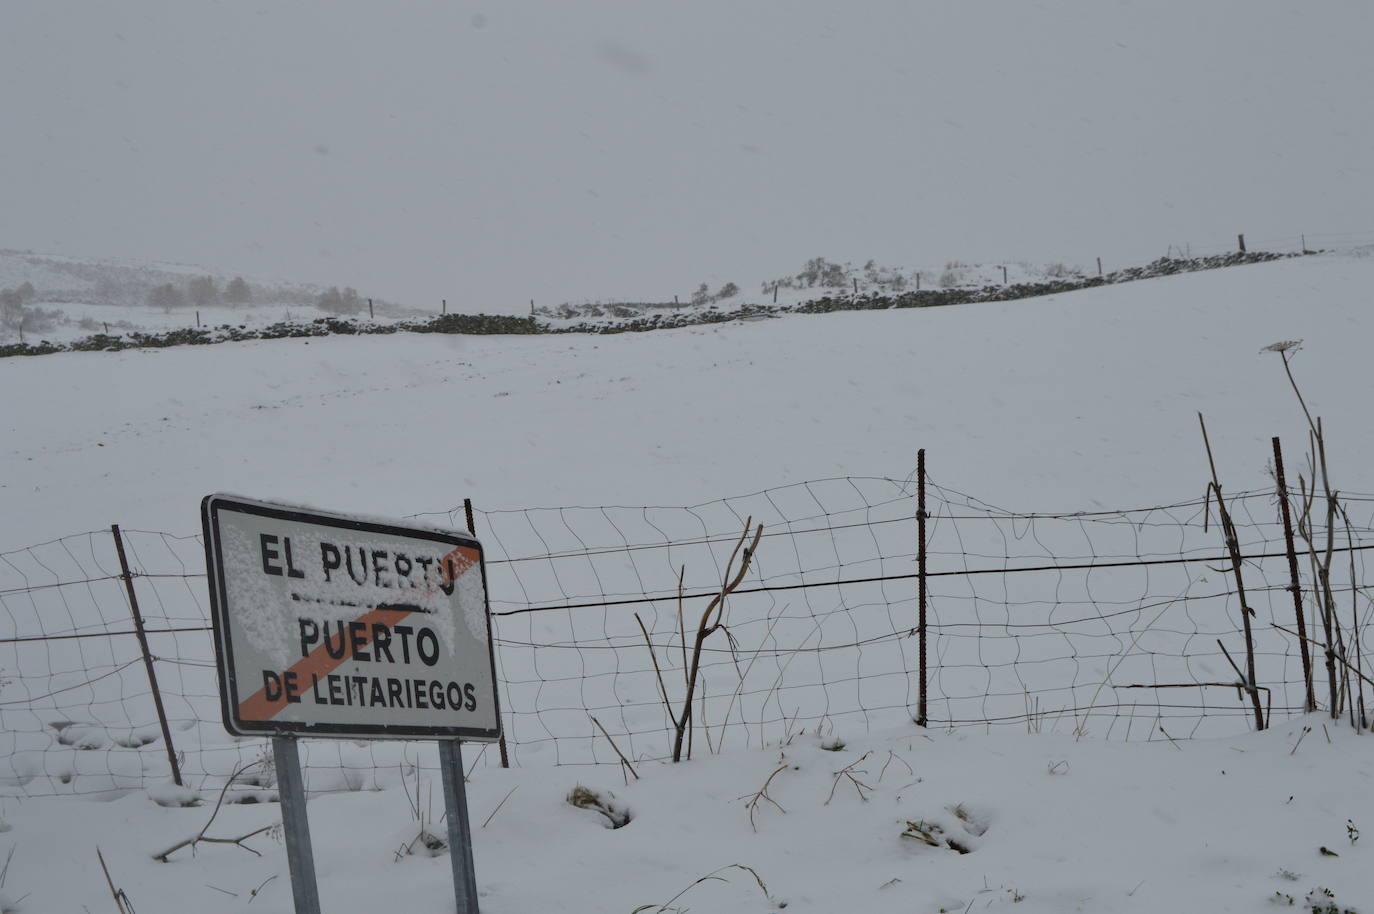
left=3, top=253, right=1374, bottom=910
left=2, top=720, right=1371, bottom=912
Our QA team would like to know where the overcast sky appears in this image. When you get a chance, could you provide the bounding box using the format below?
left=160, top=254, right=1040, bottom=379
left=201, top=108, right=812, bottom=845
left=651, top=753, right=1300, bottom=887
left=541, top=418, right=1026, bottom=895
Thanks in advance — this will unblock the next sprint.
left=2, top=2, right=1370, bottom=312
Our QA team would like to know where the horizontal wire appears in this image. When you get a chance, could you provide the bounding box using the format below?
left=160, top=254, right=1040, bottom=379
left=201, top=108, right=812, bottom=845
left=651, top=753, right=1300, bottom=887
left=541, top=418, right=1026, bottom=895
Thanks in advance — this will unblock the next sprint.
left=493, top=542, right=1374, bottom=617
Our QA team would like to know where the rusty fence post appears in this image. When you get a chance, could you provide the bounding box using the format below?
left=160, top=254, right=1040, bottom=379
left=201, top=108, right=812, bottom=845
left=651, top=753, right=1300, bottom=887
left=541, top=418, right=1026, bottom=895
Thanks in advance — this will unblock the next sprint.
left=111, top=524, right=183, bottom=786
left=1273, top=437, right=1316, bottom=712
left=466, top=498, right=511, bottom=769
left=916, top=449, right=929, bottom=728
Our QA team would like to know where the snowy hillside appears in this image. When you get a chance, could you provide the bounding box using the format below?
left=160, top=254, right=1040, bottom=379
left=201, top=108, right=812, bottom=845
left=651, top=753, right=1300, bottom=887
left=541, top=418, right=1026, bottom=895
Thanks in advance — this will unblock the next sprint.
left=0, top=249, right=412, bottom=345
left=2, top=253, right=1373, bottom=913
left=3, top=251, right=1371, bottom=541
left=2, top=247, right=1294, bottom=350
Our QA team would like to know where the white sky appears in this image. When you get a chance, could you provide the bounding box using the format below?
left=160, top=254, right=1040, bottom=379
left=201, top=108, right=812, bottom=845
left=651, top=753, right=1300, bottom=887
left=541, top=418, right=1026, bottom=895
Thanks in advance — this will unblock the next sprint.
left=2, top=1, right=1370, bottom=312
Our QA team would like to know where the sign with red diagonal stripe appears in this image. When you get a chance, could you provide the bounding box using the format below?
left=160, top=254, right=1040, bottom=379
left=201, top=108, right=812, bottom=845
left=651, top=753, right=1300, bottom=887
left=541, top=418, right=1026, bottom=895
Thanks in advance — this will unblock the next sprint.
left=201, top=494, right=501, bottom=741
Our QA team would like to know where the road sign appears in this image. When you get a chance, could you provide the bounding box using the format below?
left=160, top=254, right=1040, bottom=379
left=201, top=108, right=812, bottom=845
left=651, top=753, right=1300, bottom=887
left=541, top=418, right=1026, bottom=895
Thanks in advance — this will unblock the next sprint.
left=201, top=494, right=501, bottom=741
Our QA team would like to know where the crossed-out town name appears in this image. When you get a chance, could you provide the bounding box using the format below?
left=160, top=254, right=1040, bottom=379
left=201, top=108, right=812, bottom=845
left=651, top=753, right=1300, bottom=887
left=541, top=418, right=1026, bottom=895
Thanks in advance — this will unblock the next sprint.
left=258, top=533, right=465, bottom=594
left=255, top=532, right=480, bottom=715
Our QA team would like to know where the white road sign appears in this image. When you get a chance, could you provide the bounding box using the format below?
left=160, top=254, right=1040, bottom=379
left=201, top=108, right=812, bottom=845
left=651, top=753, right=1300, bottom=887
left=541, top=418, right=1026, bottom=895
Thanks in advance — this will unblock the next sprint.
left=201, top=494, right=501, bottom=740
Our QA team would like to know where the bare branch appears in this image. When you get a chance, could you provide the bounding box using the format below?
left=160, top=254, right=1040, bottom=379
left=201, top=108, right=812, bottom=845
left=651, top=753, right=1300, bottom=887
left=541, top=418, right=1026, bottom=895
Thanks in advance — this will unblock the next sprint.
left=152, top=761, right=276, bottom=862
left=589, top=714, right=639, bottom=780
left=1273, top=623, right=1374, bottom=690
left=481, top=786, right=519, bottom=829
left=737, top=764, right=789, bottom=832
left=672, top=520, right=764, bottom=762
left=97, top=848, right=136, bottom=914
left=825, top=751, right=873, bottom=805
left=1197, top=413, right=1265, bottom=730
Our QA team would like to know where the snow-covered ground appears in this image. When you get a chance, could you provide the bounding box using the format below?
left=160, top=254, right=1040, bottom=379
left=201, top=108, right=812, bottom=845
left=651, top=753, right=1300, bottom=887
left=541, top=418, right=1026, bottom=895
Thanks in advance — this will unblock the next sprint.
left=3, top=720, right=1370, bottom=914
left=2, top=252, right=1373, bottom=912
left=0, top=248, right=1177, bottom=345
left=3, top=251, right=1371, bottom=541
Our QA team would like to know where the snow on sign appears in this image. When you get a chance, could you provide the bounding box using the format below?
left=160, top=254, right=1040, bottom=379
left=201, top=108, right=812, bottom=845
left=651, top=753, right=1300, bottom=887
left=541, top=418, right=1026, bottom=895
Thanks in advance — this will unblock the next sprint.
left=201, top=494, right=501, bottom=741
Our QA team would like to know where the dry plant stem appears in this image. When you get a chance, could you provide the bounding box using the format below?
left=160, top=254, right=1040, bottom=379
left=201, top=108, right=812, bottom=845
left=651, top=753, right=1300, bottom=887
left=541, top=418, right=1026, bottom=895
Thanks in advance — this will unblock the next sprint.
left=1272, top=623, right=1374, bottom=690
left=97, top=847, right=135, bottom=914
left=1279, top=350, right=1320, bottom=441
left=1321, top=469, right=1351, bottom=720
left=826, top=751, right=873, bottom=805
left=248, top=874, right=278, bottom=904
left=481, top=786, right=518, bottom=829
left=643, top=864, right=770, bottom=914
left=672, top=520, right=764, bottom=763
left=739, top=764, right=788, bottom=832
left=879, top=750, right=913, bottom=782
left=635, top=612, right=674, bottom=732
left=588, top=714, right=639, bottom=780
left=1198, top=413, right=1265, bottom=730
left=1284, top=349, right=1344, bottom=717
left=152, top=761, right=275, bottom=862
left=1299, top=468, right=1342, bottom=715
left=676, top=565, right=688, bottom=689
left=1341, top=507, right=1368, bottom=729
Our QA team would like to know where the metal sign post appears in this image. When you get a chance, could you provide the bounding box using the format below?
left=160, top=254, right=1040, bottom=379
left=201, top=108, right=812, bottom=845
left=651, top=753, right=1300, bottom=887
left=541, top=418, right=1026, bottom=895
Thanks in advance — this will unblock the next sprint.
left=273, top=737, right=322, bottom=914
left=439, top=740, right=480, bottom=913
left=201, top=494, right=502, bottom=914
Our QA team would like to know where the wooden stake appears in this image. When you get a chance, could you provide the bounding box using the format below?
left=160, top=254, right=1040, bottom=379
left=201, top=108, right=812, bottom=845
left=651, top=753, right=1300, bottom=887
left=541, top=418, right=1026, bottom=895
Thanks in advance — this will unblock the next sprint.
left=1197, top=416, right=1266, bottom=730
left=1273, top=436, right=1316, bottom=712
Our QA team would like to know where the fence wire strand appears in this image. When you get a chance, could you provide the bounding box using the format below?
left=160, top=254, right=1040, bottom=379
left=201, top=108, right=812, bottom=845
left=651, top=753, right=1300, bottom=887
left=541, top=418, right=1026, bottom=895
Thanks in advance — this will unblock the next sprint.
left=3, top=475, right=1372, bottom=797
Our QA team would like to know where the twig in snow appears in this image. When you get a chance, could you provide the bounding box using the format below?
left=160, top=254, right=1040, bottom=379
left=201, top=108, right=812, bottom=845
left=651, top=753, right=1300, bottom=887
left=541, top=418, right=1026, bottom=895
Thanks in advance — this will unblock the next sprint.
left=826, top=751, right=873, bottom=805
left=247, top=874, right=277, bottom=904
left=481, top=786, right=518, bottom=829
left=151, top=761, right=276, bottom=862
left=589, top=714, right=638, bottom=780
left=879, top=750, right=912, bottom=782
left=97, top=848, right=136, bottom=914
left=737, top=764, right=788, bottom=832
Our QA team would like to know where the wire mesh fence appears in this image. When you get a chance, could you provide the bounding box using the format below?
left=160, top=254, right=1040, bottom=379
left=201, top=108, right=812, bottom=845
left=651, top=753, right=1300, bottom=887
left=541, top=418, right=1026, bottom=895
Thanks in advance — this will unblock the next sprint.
left=3, top=468, right=1372, bottom=798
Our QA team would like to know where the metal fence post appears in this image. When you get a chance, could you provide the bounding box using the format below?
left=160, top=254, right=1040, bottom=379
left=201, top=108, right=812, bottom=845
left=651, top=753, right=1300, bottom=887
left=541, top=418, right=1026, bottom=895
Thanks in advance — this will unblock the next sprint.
left=439, top=739, right=481, bottom=913
left=465, top=498, right=511, bottom=769
left=273, top=736, right=322, bottom=914
left=1272, top=437, right=1316, bottom=712
left=916, top=450, right=928, bottom=728
left=111, top=524, right=182, bottom=786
